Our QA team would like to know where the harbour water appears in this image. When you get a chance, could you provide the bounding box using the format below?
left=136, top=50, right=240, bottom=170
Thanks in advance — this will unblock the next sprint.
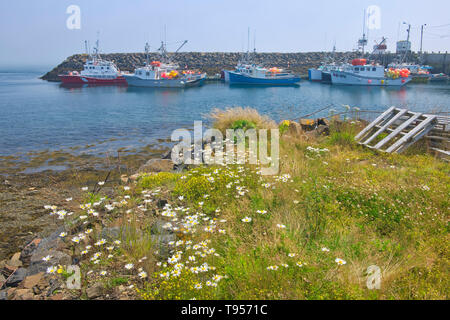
left=1, top=71, right=449, bottom=158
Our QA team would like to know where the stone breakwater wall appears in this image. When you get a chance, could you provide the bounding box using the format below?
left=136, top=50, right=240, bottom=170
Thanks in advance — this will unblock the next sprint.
left=41, top=52, right=364, bottom=82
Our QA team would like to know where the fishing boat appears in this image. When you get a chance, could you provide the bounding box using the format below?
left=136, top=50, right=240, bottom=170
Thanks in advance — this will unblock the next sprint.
left=331, top=59, right=412, bottom=86
left=430, top=73, right=449, bottom=83
left=388, top=63, right=432, bottom=83
left=124, top=42, right=206, bottom=88
left=224, top=62, right=300, bottom=85
left=59, top=40, right=126, bottom=85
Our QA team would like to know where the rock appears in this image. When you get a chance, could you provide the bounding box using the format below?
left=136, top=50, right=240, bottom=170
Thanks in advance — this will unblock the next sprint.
left=50, top=293, right=64, bottom=300
left=150, top=219, right=173, bottom=235
left=5, top=268, right=27, bottom=287
left=138, top=159, right=174, bottom=173
left=22, top=272, right=43, bottom=289
left=0, top=290, right=7, bottom=300
left=46, top=278, right=62, bottom=297
left=28, top=250, right=71, bottom=275
left=20, top=238, right=41, bottom=265
left=315, top=124, right=330, bottom=136
left=300, top=119, right=316, bottom=131
left=157, top=199, right=168, bottom=209
left=129, top=173, right=140, bottom=181
left=12, top=288, right=34, bottom=300
left=7, top=288, right=17, bottom=299
left=8, top=252, right=23, bottom=267
left=86, top=282, right=103, bottom=299
left=288, top=121, right=302, bottom=136
left=35, top=227, right=65, bottom=253
left=101, top=227, right=121, bottom=240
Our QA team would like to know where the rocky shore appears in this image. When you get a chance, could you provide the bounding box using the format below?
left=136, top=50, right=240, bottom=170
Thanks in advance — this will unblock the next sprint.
left=41, top=51, right=364, bottom=82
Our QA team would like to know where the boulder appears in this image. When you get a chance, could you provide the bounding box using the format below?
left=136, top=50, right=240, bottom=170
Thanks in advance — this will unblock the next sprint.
left=28, top=250, right=71, bottom=275
left=8, top=252, right=23, bottom=267
left=5, top=268, right=27, bottom=287
left=288, top=121, right=302, bottom=136
left=300, top=119, right=316, bottom=131
left=138, top=159, right=174, bottom=173
left=22, top=272, right=44, bottom=289
left=12, top=288, right=34, bottom=300
left=86, top=282, right=103, bottom=299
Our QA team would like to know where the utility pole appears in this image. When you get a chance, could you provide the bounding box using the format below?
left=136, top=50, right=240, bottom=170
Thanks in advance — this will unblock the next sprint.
left=420, top=24, right=427, bottom=54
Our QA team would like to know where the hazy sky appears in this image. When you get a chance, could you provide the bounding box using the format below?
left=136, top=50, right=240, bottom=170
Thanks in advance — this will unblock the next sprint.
left=1, top=0, right=449, bottom=69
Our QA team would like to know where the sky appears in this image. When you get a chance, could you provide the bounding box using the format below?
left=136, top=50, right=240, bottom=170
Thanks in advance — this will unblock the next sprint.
left=0, top=0, right=449, bottom=69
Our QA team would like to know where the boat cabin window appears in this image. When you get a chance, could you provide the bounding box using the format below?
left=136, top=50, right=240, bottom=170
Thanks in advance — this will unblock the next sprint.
left=354, top=67, right=359, bottom=71
left=372, top=67, right=376, bottom=71
left=146, top=72, right=150, bottom=76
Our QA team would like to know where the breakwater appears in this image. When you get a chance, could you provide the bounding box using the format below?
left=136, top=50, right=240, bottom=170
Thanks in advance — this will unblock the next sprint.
left=41, top=51, right=363, bottom=81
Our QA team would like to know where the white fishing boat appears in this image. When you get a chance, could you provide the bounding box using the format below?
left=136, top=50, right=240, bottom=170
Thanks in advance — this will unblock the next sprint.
left=331, top=59, right=412, bottom=86
left=124, top=42, right=206, bottom=88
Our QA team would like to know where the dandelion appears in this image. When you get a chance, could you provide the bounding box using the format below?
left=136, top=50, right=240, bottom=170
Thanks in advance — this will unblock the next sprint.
left=65, top=197, right=72, bottom=202
left=100, top=271, right=107, bottom=276
left=138, top=271, right=148, bottom=279
left=293, top=200, right=299, bottom=204
left=42, top=255, right=52, bottom=262
left=218, top=229, right=226, bottom=234
left=241, top=216, right=252, bottom=223
left=277, top=224, right=286, bottom=229
left=98, top=181, right=105, bottom=186
left=81, top=187, right=88, bottom=191
left=422, top=185, right=430, bottom=191
left=59, top=232, right=67, bottom=238
left=267, top=265, right=279, bottom=271
left=335, top=258, right=346, bottom=265
left=124, top=263, right=134, bottom=270
left=178, top=196, right=184, bottom=201
left=124, top=186, right=130, bottom=191
left=256, top=210, right=267, bottom=215
left=281, top=263, right=289, bottom=268
left=321, top=247, right=330, bottom=252
left=160, top=272, right=170, bottom=278
left=288, top=253, right=296, bottom=258
left=114, top=240, right=121, bottom=245
left=296, top=261, right=304, bottom=267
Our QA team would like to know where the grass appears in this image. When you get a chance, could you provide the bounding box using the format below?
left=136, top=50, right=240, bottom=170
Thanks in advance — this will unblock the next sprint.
left=59, top=108, right=449, bottom=300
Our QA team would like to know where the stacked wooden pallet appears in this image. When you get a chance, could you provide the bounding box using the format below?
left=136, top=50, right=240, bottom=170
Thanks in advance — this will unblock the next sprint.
left=355, top=107, right=449, bottom=160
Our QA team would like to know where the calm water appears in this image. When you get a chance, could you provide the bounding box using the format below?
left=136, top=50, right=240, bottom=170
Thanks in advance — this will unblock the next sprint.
left=0, top=71, right=449, bottom=157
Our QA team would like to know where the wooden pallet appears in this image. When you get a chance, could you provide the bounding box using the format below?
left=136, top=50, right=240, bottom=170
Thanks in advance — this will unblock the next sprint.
left=355, top=107, right=440, bottom=153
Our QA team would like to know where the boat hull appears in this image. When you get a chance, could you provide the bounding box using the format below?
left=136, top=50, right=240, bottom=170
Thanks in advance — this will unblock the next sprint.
left=308, top=68, right=322, bottom=81
left=227, top=71, right=300, bottom=85
left=331, top=71, right=411, bottom=86
left=58, top=75, right=127, bottom=85
left=124, top=74, right=205, bottom=88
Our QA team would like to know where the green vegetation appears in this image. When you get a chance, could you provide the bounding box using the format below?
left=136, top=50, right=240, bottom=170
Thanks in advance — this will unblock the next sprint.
left=60, top=108, right=449, bottom=300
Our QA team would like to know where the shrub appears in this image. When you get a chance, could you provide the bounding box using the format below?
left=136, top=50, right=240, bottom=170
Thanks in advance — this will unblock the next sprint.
left=138, top=172, right=180, bottom=189
left=209, top=107, right=277, bottom=133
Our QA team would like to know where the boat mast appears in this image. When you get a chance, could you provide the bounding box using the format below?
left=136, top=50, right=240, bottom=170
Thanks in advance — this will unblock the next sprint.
left=358, top=10, right=368, bottom=55
left=145, top=42, right=150, bottom=66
